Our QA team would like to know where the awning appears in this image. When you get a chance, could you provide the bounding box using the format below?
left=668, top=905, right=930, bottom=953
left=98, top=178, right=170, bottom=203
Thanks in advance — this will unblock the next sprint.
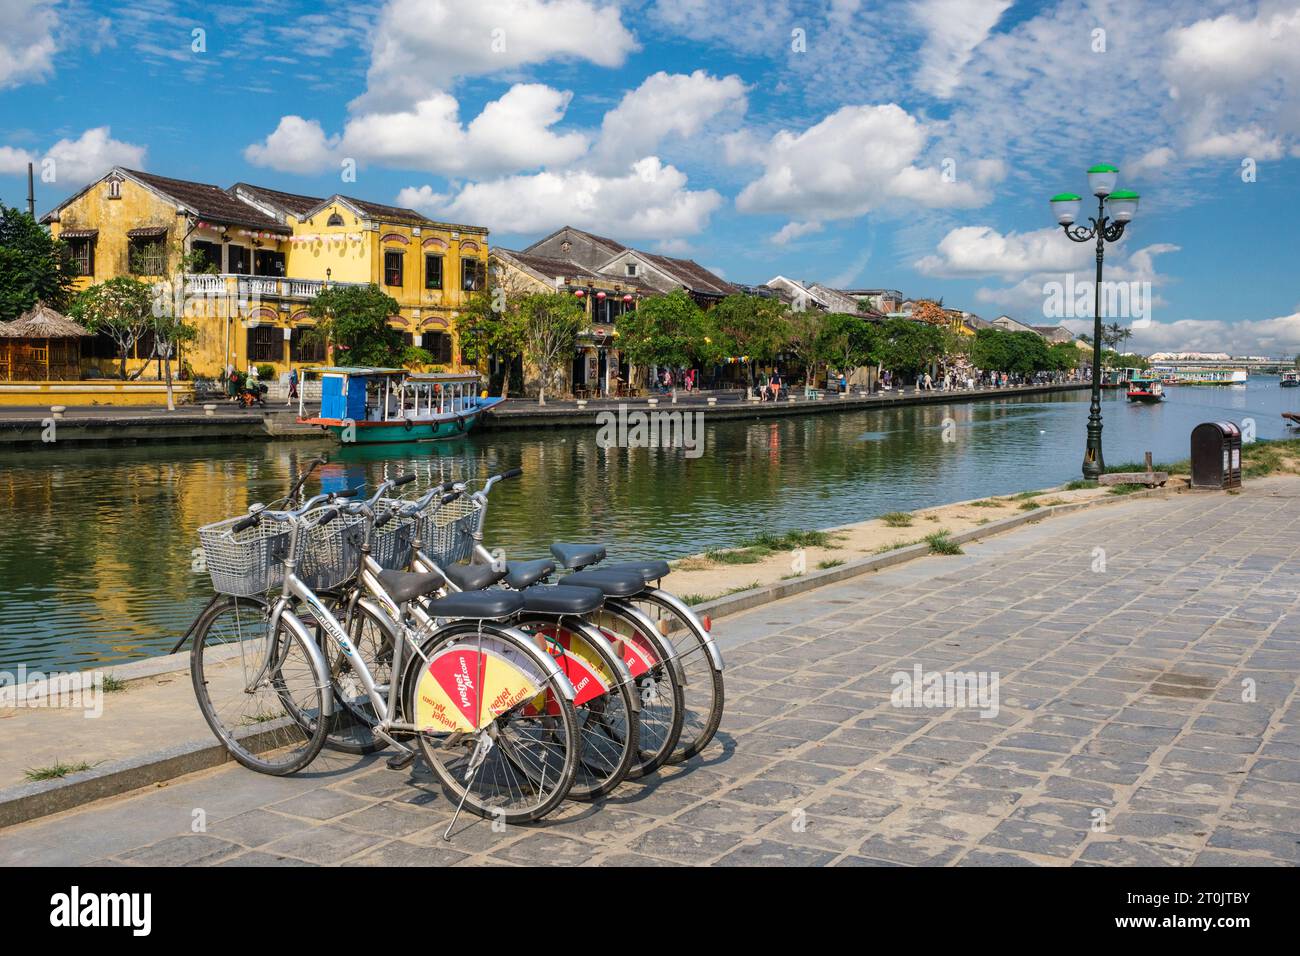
left=126, top=226, right=169, bottom=239
left=60, top=229, right=98, bottom=240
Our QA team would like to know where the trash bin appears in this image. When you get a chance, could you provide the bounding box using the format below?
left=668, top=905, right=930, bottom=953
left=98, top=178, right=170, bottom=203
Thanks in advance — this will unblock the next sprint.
left=1190, top=421, right=1242, bottom=489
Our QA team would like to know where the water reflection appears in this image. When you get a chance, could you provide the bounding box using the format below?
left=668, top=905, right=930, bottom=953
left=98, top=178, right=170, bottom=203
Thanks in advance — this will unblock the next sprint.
left=2, top=379, right=1298, bottom=670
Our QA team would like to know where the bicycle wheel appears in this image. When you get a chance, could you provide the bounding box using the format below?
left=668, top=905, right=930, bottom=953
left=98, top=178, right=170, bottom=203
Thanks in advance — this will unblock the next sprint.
left=407, top=622, right=579, bottom=824
left=588, top=606, right=684, bottom=779
left=190, top=595, right=328, bottom=775
left=514, top=615, right=639, bottom=801
left=628, top=592, right=724, bottom=763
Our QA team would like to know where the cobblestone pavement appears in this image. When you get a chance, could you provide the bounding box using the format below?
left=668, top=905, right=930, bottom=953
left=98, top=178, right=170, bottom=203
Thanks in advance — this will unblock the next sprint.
left=4, top=483, right=1299, bottom=866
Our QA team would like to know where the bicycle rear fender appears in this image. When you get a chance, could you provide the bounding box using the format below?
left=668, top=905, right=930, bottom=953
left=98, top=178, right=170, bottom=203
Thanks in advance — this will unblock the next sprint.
left=641, top=588, right=724, bottom=671
left=605, top=599, right=687, bottom=688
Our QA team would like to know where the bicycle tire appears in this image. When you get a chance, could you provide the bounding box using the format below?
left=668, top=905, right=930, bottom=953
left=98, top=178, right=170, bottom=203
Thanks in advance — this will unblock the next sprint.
left=627, top=592, right=725, bottom=763
left=512, top=614, right=639, bottom=801
left=407, top=622, right=579, bottom=825
left=189, top=595, right=328, bottom=775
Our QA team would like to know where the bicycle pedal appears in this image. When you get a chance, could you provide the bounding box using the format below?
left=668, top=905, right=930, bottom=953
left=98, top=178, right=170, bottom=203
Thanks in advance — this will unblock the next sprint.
left=385, top=750, right=418, bottom=771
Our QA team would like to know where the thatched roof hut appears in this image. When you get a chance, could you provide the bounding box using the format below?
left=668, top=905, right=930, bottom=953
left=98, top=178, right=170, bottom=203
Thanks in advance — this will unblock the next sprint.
left=0, top=303, right=90, bottom=381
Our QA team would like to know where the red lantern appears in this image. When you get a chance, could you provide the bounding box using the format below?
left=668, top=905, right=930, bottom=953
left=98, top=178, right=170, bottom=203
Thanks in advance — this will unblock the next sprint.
left=622, top=294, right=634, bottom=303
left=574, top=289, right=585, bottom=298
left=596, top=291, right=606, bottom=300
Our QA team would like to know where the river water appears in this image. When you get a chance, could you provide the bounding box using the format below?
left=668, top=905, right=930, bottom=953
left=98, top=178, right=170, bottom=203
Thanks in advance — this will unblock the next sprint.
left=3, top=377, right=1297, bottom=671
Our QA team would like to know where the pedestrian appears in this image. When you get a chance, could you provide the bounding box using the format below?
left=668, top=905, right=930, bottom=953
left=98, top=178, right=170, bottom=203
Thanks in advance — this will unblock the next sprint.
left=287, top=367, right=299, bottom=406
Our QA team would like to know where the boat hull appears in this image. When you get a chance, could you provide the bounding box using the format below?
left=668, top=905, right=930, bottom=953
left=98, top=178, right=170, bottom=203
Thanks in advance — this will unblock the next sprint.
left=1127, top=393, right=1163, bottom=403
left=299, top=399, right=503, bottom=444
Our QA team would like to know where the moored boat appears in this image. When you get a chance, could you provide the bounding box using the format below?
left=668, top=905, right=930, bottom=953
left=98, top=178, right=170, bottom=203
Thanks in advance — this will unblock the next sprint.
left=1126, top=378, right=1164, bottom=403
left=298, top=367, right=504, bottom=443
left=1281, top=371, right=1299, bottom=388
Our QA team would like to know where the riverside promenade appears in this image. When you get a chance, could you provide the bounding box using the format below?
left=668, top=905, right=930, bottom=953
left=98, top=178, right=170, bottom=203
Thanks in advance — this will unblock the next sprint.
left=2, top=478, right=1297, bottom=866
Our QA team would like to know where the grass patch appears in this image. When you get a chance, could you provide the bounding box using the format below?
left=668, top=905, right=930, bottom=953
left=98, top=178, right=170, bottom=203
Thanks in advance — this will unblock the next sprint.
left=975, top=518, right=991, bottom=525
left=740, top=529, right=834, bottom=550
left=704, top=547, right=769, bottom=565
left=683, top=582, right=762, bottom=606
left=925, top=531, right=963, bottom=555
left=925, top=515, right=941, bottom=522
left=1062, top=479, right=1094, bottom=491
left=1039, top=498, right=1067, bottom=507
left=24, top=760, right=96, bottom=782
left=1108, top=483, right=1146, bottom=495
left=1018, top=500, right=1040, bottom=511
left=101, top=674, right=128, bottom=693
left=1105, top=459, right=1183, bottom=474
left=874, top=538, right=921, bottom=555
left=1241, top=438, right=1300, bottom=479
left=1009, top=490, right=1046, bottom=500
left=817, top=559, right=845, bottom=570
left=879, top=511, right=913, bottom=527
left=969, top=499, right=1004, bottom=508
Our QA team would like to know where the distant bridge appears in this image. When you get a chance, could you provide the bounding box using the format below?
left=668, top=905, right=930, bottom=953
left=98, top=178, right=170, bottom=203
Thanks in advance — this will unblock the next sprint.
left=1151, top=358, right=1295, bottom=374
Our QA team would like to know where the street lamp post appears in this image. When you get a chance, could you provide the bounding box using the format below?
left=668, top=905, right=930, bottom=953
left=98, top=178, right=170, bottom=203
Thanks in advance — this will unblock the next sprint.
left=1051, top=164, right=1139, bottom=480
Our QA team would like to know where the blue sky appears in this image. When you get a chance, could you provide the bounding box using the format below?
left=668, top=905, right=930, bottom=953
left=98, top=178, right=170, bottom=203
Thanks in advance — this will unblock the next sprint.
left=3, top=0, right=1299, bottom=355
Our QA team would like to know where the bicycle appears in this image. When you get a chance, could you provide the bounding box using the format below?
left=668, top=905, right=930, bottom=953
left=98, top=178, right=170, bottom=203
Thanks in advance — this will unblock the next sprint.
left=432, top=466, right=722, bottom=765
left=191, top=493, right=583, bottom=825
left=324, top=474, right=642, bottom=802
left=418, top=470, right=686, bottom=779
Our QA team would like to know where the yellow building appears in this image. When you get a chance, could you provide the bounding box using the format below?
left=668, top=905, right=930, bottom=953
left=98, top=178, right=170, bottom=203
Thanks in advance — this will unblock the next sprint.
left=39, top=167, right=489, bottom=381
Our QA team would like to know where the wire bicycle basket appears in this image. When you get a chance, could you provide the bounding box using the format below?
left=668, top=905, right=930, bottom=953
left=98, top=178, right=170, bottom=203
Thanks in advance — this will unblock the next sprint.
left=298, top=510, right=366, bottom=591
left=197, top=516, right=292, bottom=597
left=418, top=496, right=481, bottom=566
left=372, top=498, right=418, bottom=571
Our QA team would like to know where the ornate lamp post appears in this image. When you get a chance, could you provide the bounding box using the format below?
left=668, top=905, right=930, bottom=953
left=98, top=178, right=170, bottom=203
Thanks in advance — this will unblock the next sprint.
left=1051, top=164, right=1139, bottom=479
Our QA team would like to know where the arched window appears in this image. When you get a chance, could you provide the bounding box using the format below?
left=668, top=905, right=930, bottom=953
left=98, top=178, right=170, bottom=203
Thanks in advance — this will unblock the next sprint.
left=326, top=212, right=344, bottom=226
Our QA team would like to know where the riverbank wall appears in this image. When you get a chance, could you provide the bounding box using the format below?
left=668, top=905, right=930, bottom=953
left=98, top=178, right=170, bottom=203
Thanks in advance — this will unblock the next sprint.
left=0, top=382, right=1093, bottom=447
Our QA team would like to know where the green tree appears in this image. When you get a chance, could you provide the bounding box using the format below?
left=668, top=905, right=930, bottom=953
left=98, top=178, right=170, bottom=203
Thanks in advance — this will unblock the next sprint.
left=784, top=309, right=827, bottom=385
left=307, top=284, right=408, bottom=368
left=68, top=276, right=154, bottom=380
left=1005, top=330, right=1052, bottom=375
left=878, top=318, right=944, bottom=383
left=817, top=313, right=878, bottom=381
left=0, top=205, right=75, bottom=322
left=454, top=269, right=530, bottom=397
left=970, top=328, right=1012, bottom=372
left=1047, top=341, right=1082, bottom=371
left=710, top=293, right=790, bottom=385
left=618, top=289, right=707, bottom=383
left=520, top=292, right=584, bottom=405
left=147, top=245, right=205, bottom=410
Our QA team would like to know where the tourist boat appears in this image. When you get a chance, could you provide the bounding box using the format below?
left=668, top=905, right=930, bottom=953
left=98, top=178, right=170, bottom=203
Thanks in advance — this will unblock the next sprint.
left=297, top=367, right=504, bottom=443
left=1126, top=378, right=1164, bottom=403
left=1280, top=371, right=1299, bottom=388
left=1151, top=366, right=1248, bottom=386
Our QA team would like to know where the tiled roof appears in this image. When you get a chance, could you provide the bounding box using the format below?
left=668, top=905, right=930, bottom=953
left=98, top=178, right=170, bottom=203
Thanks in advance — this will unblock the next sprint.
left=230, top=183, right=324, bottom=218
left=501, top=249, right=602, bottom=280
left=339, top=196, right=432, bottom=227
left=123, top=169, right=289, bottom=232
left=638, top=253, right=735, bottom=296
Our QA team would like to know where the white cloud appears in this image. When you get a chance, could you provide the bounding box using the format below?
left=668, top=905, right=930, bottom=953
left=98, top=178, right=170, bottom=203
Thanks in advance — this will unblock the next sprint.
left=911, top=0, right=1012, bottom=98
left=736, top=104, right=1003, bottom=219
left=770, top=220, right=823, bottom=245
left=1186, top=127, right=1284, bottom=161
left=400, top=156, right=722, bottom=240
left=0, top=145, right=37, bottom=175
left=648, top=0, right=793, bottom=54
left=249, top=84, right=588, bottom=177
left=0, top=0, right=59, bottom=89
left=341, top=85, right=588, bottom=175
left=592, top=70, right=748, bottom=170
left=43, top=128, right=147, bottom=187
left=356, top=0, right=637, bottom=109
left=244, top=116, right=339, bottom=174
left=1123, top=314, right=1300, bottom=357
left=915, top=225, right=1090, bottom=278
left=1125, top=146, right=1176, bottom=180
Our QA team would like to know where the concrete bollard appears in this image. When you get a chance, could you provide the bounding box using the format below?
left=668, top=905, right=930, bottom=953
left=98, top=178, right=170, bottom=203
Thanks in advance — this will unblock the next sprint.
left=647, top=398, right=659, bottom=407
left=838, top=391, right=849, bottom=399
left=49, top=405, right=66, bottom=420
left=575, top=399, right=587, bottom=409
left=707, top=396, right=717, bottom=406
left=203, top=404, right=217, bottom=417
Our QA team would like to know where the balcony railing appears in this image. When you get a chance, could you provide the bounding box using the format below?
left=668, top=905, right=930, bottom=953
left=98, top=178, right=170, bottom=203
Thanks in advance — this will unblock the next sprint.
left=183, top=274, right=366, bottom=300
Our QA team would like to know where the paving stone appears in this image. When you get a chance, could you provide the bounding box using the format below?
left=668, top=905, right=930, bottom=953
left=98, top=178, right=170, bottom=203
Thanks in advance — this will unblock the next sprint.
left=675, top=799, right=783, bottom=835
left=628, top=823, right=742, bottom=863
left=269, top=788, right=374, bottom=821
left=487, top=831, right=600, bottom=866
left=715, top=839, right=838, bottom=867
left=209, top=808, right=315, bottom=848
left=260, top=824, right=386, bottom=865
left=345, top=840, right=469, bottom=867
left=119, top=834, right=244, bottom=867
